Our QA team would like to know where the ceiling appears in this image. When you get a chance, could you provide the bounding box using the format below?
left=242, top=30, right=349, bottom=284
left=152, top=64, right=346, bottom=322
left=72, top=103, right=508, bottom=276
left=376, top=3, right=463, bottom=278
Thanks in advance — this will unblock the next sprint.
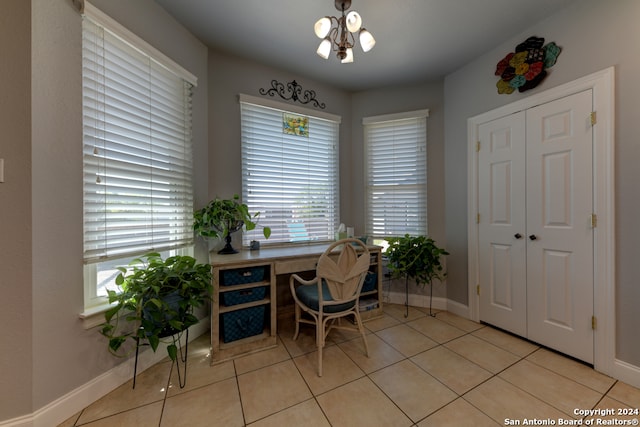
left=154, top=0, right=575, bottom=92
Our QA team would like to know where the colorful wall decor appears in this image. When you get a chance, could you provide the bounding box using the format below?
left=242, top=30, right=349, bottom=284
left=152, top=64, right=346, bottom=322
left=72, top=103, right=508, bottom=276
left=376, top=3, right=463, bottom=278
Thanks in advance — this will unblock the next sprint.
left=495, top=36, right=561, bottom=94
left=283, top=113, right=309, bottom=137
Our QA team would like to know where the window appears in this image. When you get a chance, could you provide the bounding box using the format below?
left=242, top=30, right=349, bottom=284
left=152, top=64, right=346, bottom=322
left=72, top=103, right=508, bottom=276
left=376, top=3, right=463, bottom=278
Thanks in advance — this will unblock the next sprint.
left=364, top=110, right=429, bottom=245
left=240, top=95, right=340, bottom=246
left=82, top=4, right=197, bottom=313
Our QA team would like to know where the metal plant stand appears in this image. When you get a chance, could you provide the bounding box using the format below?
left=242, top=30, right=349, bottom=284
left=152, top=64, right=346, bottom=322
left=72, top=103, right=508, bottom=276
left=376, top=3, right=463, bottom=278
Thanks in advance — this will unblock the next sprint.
left=132, top=329, right=189, bottom=389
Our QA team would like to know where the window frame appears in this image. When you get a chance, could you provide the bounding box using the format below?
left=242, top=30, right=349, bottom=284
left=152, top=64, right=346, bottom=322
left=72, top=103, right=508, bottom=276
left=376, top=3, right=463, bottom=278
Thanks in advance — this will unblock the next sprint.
left=239, top=94, right=341, bottom=247
left=363, top=109, right=429, bottom=244
left=80, top=3, right=197, bottom=319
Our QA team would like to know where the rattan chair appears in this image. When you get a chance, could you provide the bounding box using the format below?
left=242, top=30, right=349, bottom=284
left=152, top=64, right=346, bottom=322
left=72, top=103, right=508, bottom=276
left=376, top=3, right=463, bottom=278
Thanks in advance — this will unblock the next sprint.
left=289, top=238, right=370, bottom=376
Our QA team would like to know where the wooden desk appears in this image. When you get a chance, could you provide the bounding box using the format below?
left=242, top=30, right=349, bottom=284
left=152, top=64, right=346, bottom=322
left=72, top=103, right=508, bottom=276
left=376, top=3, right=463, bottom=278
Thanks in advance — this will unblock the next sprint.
left=209, top=243, right=383, bottom=363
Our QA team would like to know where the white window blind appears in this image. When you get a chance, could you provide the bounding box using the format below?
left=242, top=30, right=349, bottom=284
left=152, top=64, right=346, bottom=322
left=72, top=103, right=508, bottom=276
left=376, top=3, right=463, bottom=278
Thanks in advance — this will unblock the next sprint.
left=82, top=11, right=195, bottom=264
left=364, top=110, right=429, bottom=238
left=240, top=95, right=340, bottom=245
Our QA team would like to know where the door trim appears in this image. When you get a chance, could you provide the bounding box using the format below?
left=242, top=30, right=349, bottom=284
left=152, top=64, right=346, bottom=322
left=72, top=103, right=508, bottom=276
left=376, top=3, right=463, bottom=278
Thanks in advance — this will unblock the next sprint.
left=467, top=67, right=615, bottom=376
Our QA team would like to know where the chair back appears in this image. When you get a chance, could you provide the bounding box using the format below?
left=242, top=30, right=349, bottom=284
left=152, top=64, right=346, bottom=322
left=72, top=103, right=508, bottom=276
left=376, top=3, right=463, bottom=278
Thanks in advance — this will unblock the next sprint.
left=316, top=239, right=370, bottom=301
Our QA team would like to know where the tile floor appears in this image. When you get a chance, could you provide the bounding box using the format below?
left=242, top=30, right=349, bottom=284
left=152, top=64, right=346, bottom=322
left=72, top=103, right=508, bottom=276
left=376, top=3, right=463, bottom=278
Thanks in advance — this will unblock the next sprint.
left=59, top=304, right=640, bottom=426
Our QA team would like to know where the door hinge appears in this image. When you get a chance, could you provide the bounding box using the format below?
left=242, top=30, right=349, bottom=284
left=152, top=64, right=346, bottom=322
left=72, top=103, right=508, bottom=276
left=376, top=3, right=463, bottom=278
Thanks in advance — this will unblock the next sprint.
left=476, top=141, right=481, bottom=152
left=592, top=316, right=597, bottom=330
left=477, top=284, right=480, bottom=295
left=591, top=213, right=598, bottom=228
left=590, top=111, right=597, bottom=126
left=476, top=213, right=480, bottom=224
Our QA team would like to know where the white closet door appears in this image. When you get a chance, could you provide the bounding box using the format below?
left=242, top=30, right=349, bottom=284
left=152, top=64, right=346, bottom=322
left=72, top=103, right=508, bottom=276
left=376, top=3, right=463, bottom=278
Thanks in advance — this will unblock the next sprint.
left=478, top=112, right=527, bottom=336
left=526, top=89, right=594, bottom=363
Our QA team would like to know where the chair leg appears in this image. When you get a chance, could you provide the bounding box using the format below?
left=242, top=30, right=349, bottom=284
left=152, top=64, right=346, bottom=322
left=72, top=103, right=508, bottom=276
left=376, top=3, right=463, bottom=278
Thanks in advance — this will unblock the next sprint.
left=354, top=311, right=369, bottom=357
left=317, top=316, right=326, bottom=377
left=293, top=304, right=301, bottom=340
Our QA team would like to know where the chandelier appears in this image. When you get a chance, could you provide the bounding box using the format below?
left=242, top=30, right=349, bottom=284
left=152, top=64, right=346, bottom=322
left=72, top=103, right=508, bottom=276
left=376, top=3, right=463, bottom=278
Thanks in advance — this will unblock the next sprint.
left=314, top=0, right=376, bottom=63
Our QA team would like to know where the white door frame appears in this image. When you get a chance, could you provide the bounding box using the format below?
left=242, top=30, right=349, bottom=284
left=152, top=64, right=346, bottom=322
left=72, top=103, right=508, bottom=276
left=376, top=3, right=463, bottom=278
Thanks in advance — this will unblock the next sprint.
left=467, top=67, right=615, bottom=375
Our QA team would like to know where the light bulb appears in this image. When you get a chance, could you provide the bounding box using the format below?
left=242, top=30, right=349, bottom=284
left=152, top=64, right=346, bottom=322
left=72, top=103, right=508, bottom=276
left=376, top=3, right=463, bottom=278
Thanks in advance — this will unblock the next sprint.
left=345, top=11, right=362, bottom=33
left=359, top=28, right=375, bottom=52
left=341, top=47, right=354, bottom=63
left=314, top=17, right=331, bottom=39
left=317, top=38, right=332, bottom=59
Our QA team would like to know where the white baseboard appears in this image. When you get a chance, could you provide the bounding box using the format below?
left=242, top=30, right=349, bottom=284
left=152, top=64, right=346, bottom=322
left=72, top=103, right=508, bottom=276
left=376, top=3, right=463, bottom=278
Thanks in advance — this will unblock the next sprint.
left=612, top=357, right=640, bottom=390
left=383, top=292, right=470, bottom=320
left=0, top=415, right=30, bottom=427
left=0, top=322, right=209, bottom=427
left=384, top=291, right=448, bottom=312
left=445, top=299, right=470, bottom=319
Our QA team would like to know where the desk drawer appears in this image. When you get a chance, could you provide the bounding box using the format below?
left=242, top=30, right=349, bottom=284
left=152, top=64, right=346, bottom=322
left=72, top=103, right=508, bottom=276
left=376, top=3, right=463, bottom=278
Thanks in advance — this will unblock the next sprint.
left=275, top=258, right=317, bottom=275
left=221, top=305, right=265, bottom=343
left=221, top=286, right=267, bottom=306
left=220, top=266, right=265, bottom=286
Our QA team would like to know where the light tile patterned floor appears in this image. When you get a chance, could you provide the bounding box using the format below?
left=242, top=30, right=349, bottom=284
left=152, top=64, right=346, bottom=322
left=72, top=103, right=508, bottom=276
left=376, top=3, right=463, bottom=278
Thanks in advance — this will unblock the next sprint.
left=59, top=304, right=640, bottom=426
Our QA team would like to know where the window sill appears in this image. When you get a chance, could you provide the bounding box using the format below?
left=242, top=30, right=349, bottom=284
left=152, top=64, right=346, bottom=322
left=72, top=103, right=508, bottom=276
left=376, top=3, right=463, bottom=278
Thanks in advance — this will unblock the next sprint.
left=79, top=304, right=114, bottom=330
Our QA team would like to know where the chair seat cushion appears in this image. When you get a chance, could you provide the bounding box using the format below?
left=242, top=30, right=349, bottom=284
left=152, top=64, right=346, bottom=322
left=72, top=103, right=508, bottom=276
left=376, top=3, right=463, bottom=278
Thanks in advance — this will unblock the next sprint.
left=295, top=280, right=355, bottom=313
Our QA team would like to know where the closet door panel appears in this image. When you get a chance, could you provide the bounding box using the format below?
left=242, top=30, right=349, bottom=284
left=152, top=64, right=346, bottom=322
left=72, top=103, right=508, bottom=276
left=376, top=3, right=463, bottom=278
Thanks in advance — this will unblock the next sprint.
left=477, top=112, right=527, bottom=336
left=525, top=89, right=594, bottom=364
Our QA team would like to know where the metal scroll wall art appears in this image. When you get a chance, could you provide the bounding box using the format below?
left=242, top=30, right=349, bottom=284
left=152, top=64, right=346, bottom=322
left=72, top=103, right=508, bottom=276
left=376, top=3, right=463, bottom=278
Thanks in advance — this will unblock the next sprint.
left=259, top=80, right=326, bottom=109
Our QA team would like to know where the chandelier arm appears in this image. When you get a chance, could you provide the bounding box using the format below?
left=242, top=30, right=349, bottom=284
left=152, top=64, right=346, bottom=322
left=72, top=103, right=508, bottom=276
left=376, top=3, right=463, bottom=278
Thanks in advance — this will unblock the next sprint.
left=346, top=31, right=355, bottom=48
left=327, top=26, right=340, bottom=50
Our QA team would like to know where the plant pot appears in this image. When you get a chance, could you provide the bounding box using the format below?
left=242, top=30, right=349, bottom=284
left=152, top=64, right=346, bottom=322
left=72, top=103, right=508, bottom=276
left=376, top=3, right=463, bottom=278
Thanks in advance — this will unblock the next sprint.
left=142, top=291, right=189, bottom=338
left=218, top=221, right=244, bottom=254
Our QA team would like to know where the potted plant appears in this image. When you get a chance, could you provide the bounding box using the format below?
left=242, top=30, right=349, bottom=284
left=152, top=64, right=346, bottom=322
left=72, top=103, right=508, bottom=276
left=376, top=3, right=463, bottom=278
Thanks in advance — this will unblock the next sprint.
left=385, top=234, right=449, bottom=317
left=99, top=252, right=212, bottom=387
left=193, top=194, right=271, bottom=254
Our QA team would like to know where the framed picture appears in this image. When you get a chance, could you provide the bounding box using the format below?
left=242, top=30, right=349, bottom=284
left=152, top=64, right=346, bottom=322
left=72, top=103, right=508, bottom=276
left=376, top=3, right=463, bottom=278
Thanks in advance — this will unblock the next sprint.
left=283, top=113, right=309, bottom=137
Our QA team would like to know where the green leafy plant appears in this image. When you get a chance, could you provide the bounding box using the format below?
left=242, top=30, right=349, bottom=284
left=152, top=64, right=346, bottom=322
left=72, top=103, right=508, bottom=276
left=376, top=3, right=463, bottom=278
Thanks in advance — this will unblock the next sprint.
left=193, top=195, right=271, bottom=253
left=385, top=234, right=449, bottom=316
left=99, top=253, right=212, bottom=361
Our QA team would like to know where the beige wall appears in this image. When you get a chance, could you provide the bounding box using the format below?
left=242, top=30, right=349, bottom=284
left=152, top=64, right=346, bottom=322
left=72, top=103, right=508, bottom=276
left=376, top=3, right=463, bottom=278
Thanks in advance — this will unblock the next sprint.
left=0, top=0, right=33, bottom=420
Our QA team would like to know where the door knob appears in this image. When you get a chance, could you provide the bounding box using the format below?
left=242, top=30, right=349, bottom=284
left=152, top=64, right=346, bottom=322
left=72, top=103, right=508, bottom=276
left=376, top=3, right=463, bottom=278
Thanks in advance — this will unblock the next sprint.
left=529, top=234, right=538, bottom=241
left=514, top=233, right=522, bottom=239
